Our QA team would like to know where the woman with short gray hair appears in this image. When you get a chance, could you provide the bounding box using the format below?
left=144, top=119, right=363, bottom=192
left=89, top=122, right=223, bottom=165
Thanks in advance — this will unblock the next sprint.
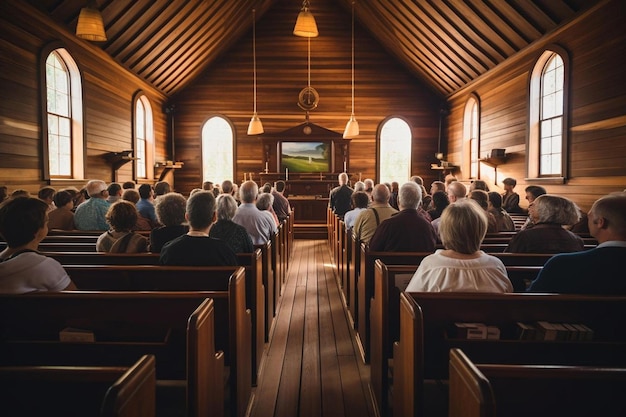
left=505, top=194, right=584, bottom=253
left=209, top=194, right=254, bottom=253
left=150, top=192, right=188, bottom=253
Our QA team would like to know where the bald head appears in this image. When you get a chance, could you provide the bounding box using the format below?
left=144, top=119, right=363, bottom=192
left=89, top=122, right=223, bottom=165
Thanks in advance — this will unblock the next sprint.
left=447, top=181, right=467, bottom=203
left=239, top=180, right=259, bottom=204
left=372, top=183, right=390, bottom=204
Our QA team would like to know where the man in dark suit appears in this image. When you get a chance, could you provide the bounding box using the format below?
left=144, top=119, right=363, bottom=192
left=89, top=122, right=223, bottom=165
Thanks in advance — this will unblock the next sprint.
left=527, top=192, right=626, bottom=294
left=328, top=172, right=353, bottom=218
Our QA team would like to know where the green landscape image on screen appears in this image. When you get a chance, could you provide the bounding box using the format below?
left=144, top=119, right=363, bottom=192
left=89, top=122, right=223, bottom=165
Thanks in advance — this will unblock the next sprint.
left=280, top=142, right=330, bottom=172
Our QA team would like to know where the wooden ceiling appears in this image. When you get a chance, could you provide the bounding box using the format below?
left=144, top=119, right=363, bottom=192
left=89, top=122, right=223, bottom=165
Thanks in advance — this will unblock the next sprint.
left=26, top=0, right=600, bottom=97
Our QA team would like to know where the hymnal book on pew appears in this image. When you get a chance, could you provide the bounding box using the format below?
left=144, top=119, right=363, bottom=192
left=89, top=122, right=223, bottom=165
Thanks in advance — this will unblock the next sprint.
left=453, top=323, right=500, bottom=340
left=533, top=321, right=593, bottom=341
left=59, top=327, right=95, bottom=343
left=516, top=322, right=537, bottom=340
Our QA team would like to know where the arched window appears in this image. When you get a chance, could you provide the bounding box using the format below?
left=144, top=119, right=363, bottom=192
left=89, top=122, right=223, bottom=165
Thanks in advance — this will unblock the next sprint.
left=463, top=95, right=480, bottom=179
left=528, top=48, right=568, bottom=181
left=134, top=94, right=154, bottom=179
left=202, top=116, right=234, bottom=183
left=43, top=48, right=84, bottom=179
left=378, top=117, right=412, bottom=184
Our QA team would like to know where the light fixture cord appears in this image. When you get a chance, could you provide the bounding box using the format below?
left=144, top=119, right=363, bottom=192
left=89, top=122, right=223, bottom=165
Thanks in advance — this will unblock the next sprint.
left=307, top=36, right=311, bottom=88
left=253, top=9, right=257, bottom=114
left=351, top=1, right=355, bottom=115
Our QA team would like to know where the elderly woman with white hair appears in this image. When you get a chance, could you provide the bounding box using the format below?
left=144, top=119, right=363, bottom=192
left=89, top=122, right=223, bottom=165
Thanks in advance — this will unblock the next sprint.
left=209, top=194, right=254, bottom=253
left=505, top=194, right=585, bottom=253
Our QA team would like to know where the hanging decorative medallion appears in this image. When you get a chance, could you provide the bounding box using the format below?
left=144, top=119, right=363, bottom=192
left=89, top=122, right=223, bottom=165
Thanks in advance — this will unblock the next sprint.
left=298, top=86, right=319, bottom=111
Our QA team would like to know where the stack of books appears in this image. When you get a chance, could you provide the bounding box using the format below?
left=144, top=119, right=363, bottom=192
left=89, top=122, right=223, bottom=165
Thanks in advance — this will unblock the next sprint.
left=516, top=321, right=594, bottom=341
left=453, top=323, right=501, bottom=340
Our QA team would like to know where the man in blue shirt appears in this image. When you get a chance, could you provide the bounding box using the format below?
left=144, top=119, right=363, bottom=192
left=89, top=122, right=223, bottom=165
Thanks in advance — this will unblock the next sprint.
left=136, top=183, right=158, bottom=226
left=73, top=180, right=110, bottom=230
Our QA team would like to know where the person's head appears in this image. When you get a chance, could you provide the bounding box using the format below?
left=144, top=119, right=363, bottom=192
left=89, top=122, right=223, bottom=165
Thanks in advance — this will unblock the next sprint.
left=189, top=188, right=202, bottom=197
left=37, top=186, right=56, bottom=204
left=154, top=192, right=187, bottom=227
left=439, top=199, right=488, bottom=254
left=0, top=197, right=49, bottom=248
left=502, top=177, right=517, bottom=192
left=10, top=189, right=30, bottom=199
left=239, top=180, right=259, bottom=204
left=216, top=194, right=238, bottom=221
left=371, top=183, right=391, bottom=204
left=444, top=174, right=457, bottom=187
left=107, top=183, right=122, bottom=197
left=487, top=191, right=503, bottom=210
left=409, top=175, right=424, bottom=186
left=185, top=191, right=217, bottom=230
left=122, top=181, right=136, bottom=189
left=202, top=181, right=214, bottom=191
left=588, top=192, right=626, bottom=241
left=529, top=194, right=579, bottom=225
left=86, top=180, right=108, bottom=199
left=274, top=180, right=286, bottom=193
left=391, top=182, right=399, bottom=192
left=398, top=182, right=422, bottom=210
left=524, top=185, right=546, bottom=203
left=256, top=192, right=274, bottom=211
left=431, top=191, right=450, bottom=211
left=353, top=181, right=365, bottom=192
left=105, top=201, right=138, bottom=232
left=447, top=181, right=467, bottom=203
left=221, top=180, right=234, bottom=195
left=53, top=190, right=73, bottom=209
left=364, top=179, right=374, bottom=192
left=470, top=179, right=489, bottom=192
left=469, top=189, right=489, bottom=211
left=338, top=172, right=349, bottom=186
left=154, top=181, right=171, bottom=196
left=350, top=191, right=369, bottom=209
left=261, top=183, right=272, bottom=194
left=430, top=181, right=445, bottom=194
left=122, top=189, right=140, bottom=204
left=138, top=184, right=153, bottom=199
left=60, top=187, right=80, bottom=207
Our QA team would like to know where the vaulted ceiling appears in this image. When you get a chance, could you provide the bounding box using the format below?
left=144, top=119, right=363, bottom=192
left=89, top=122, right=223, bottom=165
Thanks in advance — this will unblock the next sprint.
left=26, top=0, right=600, bottom=97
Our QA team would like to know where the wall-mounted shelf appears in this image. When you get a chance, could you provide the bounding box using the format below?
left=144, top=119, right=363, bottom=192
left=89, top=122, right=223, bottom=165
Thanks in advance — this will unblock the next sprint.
left=155, top=161, right=184, bottom=181
left=479, top=155, right=507, bottom=184
left=103, top=150, right=137, bottom=181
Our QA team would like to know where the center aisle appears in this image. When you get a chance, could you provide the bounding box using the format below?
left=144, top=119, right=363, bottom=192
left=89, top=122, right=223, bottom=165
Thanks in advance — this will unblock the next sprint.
left=249, top=239, right=376, bottom=417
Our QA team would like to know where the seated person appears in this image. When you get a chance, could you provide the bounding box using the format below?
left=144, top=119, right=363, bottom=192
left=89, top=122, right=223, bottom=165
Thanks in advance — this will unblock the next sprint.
left=520, top=185, right=547, bottom=229
left=368, top=182, right=437, bottom=252
left=210, top=194, right=254, bottom=254
left=0, top=197, right=76, bottom=293
left=73, top=180, right=110, bottom=230
left=427, top=190, right=449, bottom=221
left=469, top=190, right=498, bottom=233
left=150, top=192, right=189, bottom=253
left=96, top=201, right=149, bottom=253
left=353, top=183, right=398, bottom=244
left=527, top=193, right=626, bottom=294
left=122, top=189, right=153, bottom=231
left=501, top=177, right=523, bottom=213
left=160, top=191, right=237, bottom=266
left=487, top=192, right=515, bottom=232
left=405, top=199, right=512, bottom=293
left=343, top=191, right=369, bottom=230
left=47, top=190, right=75, bottom=230
left=505, top=194, right=584, bottom=253
left=256, top=192, right=279, bottom=227
left=233, top=180, right=277, bottom=245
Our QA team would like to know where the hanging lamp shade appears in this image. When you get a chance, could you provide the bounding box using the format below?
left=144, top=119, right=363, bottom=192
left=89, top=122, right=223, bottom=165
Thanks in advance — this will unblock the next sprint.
left=76, top=7, right=107, bottom=42
left=247, top=9, right=264, bottom=135
left=343, top=114, right=359, bottom=139
left=293, top=1, right=318, bottom=37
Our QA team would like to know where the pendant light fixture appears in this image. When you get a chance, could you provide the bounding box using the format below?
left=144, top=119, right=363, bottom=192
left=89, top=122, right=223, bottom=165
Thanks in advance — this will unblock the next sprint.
left=343, top=1, right=359, bottom=139
left=76, top=3, right=107, bottom=42
left=247, top=9, right=264, bottom=136
left=293, top=0, right=319, bottom=38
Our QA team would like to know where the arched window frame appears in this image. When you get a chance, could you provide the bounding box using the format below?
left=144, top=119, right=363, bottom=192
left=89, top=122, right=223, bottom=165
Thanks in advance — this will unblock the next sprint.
left=201, top=115, right=236, bottom=183
left=528, top=46, right=569, bottom=183
left=377, top=116, right=413, bottom=184
left=462, top=94, right=480, bottom=179
left=40, top=44, right=84, bottom=180
left=133, top=92, right=154, bottom=180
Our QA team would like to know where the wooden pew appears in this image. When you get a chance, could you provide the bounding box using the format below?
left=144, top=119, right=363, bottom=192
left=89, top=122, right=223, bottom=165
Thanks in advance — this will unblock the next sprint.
left=0, top=354, right=157, bottom=417
left=0, top=294, right=226, bottom=417
left=255, top=241, right=275, bottom=340
left=45, top=249, right=266, bottom=384
left=449, top=348, right=626, bottom=417
left=393, top=292, right=626, bottom=417
left=61, top=265, right=251, bottom=416
left=369, top=261, right=542, bottom=414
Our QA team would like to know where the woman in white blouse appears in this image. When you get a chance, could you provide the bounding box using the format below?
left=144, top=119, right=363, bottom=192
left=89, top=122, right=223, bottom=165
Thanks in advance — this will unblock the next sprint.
left=405, top=199, right=513, bottom=293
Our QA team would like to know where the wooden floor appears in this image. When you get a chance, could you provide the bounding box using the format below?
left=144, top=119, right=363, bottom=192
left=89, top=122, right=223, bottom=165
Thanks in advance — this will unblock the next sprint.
left=249, top=239, right=377, bottom=417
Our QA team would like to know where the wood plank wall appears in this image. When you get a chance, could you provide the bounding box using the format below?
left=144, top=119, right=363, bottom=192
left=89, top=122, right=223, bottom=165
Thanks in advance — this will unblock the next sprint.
left=171, top=0, right=443, bottom=194
left=446, top=0, right=626, bottom=212
left=0, top=1, right=168, bottom=194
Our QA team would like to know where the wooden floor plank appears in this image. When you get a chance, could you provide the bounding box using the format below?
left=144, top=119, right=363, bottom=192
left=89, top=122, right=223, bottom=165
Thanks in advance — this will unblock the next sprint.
left=250, top=240, right=376, bottom=417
